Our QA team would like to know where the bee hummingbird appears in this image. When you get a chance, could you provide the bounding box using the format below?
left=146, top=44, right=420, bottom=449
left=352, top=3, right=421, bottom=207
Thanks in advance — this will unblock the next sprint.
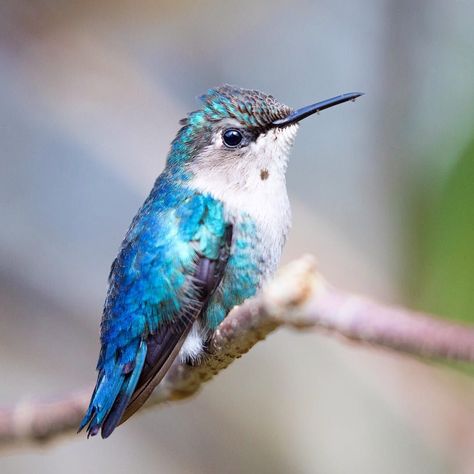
left=79, top=85, right=362, bottom=438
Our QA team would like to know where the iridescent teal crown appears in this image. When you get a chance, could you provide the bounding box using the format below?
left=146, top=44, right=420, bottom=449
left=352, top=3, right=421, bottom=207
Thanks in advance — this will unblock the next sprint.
left=197, top=84, right=292, bottom=127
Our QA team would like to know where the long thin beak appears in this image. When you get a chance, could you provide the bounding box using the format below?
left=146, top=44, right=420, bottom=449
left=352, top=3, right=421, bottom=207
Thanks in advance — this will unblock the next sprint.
left=272, top=92, right=364, bottom=127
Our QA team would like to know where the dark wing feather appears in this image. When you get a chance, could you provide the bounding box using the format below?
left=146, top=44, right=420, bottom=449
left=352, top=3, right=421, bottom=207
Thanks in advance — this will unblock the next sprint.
left=101, top=224, right=232, bottom=435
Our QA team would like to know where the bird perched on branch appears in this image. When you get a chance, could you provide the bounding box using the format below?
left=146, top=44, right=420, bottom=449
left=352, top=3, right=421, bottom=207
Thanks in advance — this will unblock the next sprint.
left=79, top=85, right=362, bottom=438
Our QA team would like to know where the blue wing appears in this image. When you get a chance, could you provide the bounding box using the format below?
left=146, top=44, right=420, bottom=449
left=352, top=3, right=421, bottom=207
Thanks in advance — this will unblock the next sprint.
left=79, top=180, right=231, bottom=438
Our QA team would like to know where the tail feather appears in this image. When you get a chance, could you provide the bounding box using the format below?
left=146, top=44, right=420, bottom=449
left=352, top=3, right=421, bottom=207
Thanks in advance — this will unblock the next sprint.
left=79, top=340, right=147, bottom=437
left=83, top=372, right=125, bottom=437
left=101, top=341, right=147, bottom=438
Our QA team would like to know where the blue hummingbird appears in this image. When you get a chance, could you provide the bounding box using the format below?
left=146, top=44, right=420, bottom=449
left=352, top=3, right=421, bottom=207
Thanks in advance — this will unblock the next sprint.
left=79, top=85, right=362, bottom=438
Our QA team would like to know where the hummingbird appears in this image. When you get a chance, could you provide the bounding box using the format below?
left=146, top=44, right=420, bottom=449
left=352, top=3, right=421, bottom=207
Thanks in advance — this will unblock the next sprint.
left=79, top=85, right=362, bottom=438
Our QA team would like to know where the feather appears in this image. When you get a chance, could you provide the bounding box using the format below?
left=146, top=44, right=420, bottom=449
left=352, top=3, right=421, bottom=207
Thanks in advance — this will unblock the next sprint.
left=100, top=340, right=147, bottom=438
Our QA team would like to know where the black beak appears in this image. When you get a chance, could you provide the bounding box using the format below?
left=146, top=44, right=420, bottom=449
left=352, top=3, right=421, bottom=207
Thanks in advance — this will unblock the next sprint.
left=272, top=92, right=364, bottom=127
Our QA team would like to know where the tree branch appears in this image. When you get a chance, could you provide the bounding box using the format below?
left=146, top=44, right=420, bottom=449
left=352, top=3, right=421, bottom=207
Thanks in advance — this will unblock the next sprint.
left=1, top=255, right=473, bottom=449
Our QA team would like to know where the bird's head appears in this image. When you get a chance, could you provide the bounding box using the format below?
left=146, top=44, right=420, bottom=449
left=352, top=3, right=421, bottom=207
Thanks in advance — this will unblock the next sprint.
left=166, top=85, right=362, bottom=190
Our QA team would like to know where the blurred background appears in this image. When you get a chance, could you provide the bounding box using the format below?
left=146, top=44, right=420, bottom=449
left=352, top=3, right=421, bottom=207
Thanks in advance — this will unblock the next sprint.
left=1, top=0, right=473, bottom=472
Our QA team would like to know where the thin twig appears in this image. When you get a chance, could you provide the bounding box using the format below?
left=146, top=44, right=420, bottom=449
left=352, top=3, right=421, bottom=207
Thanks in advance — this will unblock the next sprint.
left=1, top=256, right=473, bottom=449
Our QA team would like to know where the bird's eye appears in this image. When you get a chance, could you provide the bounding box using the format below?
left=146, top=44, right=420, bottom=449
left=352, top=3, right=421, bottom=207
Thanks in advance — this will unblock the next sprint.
left=222, top=129, right=243, bottom=148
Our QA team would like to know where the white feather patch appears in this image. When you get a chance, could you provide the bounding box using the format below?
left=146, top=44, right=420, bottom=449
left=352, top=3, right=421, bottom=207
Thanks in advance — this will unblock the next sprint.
left=178, top=321, right=204, bottom=362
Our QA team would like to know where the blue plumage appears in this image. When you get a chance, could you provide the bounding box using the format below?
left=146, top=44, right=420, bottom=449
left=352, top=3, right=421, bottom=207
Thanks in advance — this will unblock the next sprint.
left=79, top=169, right=263, bottom=437
left=80, top=178, right=237, bottom=436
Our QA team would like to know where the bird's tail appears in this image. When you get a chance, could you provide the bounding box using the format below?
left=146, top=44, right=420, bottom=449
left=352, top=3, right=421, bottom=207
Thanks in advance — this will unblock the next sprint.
left=78, top=340, right=147, bottom=438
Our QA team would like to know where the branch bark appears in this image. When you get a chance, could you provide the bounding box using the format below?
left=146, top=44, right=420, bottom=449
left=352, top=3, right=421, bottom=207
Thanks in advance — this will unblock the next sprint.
left=1, top=255, right=473, bottom=449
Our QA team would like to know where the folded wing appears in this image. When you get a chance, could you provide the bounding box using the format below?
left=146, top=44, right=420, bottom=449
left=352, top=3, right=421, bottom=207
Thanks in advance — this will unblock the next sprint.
left=79, top=187, right=231, bottom=438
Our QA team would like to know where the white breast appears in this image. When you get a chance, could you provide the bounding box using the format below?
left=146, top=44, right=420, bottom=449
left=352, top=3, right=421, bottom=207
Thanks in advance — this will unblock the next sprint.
left=180, top=169, right=291, bottom=364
